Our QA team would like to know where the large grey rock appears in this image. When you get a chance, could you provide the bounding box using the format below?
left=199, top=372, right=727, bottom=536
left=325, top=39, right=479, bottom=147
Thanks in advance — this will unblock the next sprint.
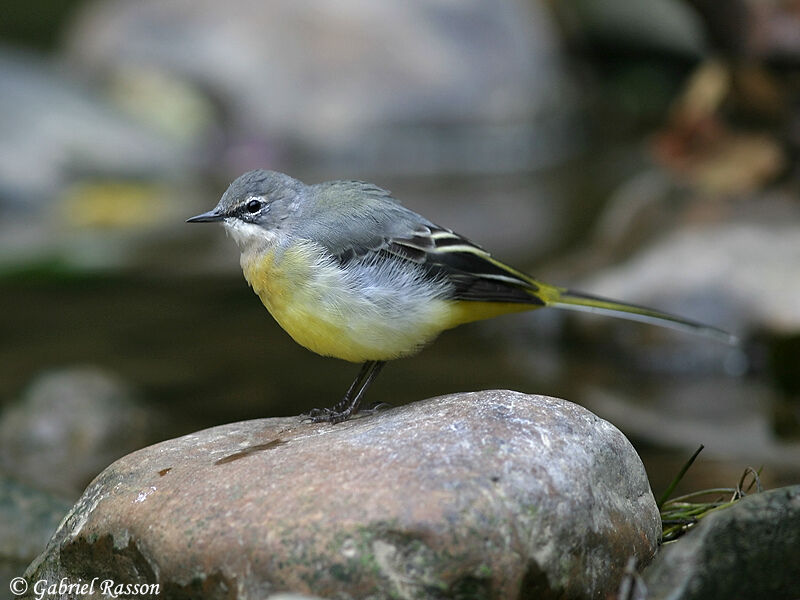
left=25, top=391, right=659, bottom=600
left=642, top=485, right=800, bottom=600
left=0, top=367, right=162, bottom=497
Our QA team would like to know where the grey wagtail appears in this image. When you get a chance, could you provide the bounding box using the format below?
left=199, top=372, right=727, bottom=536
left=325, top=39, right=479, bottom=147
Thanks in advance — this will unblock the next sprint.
left=188, top=170, right=735, bottom=423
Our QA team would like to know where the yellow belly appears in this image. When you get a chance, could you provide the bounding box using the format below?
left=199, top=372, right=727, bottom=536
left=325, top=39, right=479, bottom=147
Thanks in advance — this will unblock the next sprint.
left=240, top=243, right=536, bottom=362
left=240, top=244, right=442, bottom=362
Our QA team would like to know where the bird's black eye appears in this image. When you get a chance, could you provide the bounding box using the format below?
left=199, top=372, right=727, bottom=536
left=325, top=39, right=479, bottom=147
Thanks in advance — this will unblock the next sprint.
left=245, top=199, right=262, bottom=213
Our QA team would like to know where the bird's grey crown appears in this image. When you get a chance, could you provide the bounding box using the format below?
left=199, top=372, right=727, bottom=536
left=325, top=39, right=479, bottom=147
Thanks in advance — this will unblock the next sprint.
left=218, top=169, right=305, bottom=213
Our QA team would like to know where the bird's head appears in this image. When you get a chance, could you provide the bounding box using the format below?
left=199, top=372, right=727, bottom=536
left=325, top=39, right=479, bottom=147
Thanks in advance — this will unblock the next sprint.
left=187, top=170, right=304, bottom=249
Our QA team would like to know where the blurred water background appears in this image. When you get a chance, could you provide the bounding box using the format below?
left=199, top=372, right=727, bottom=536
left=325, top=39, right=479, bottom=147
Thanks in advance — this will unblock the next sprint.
left=1, top=0, right=799, bottom=527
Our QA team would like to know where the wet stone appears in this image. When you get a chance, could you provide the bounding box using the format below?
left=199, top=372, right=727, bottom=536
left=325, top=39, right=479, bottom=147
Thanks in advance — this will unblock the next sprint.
left=25, top=391, right=660, bottom=600
left=642, top=484, right=800, bottom=600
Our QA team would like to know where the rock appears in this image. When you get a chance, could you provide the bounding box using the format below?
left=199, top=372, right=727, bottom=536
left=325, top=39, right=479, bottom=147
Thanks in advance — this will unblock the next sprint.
left=576, top=190, right=800, bottom=337
left=0, top=48, right=191, bottom=207
left=26, top=391, right=659, bottom=600
left=642, top=484, right=800, bottom=600
left=0, top=367, right=162, bottom=497
left=0, top=475, right=72, bottom=592
left=63, top=0, right=578, bottom=177
left=0, top=48, right=202, bottom=273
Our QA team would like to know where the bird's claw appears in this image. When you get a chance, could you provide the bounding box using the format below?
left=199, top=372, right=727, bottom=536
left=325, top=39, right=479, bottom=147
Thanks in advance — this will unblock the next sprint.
left=362, top=401, right=393, bottom=414
left=304, top=406, right=352, bottom=424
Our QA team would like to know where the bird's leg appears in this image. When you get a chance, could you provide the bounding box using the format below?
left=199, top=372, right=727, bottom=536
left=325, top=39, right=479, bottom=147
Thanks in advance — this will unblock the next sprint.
left=307, top=361, right=373, bottom=420
left=331, top=361, right=377, bottom=414
left=308, top=361, right=385, bottom=423
left=329, top=360, right=385, bottom=423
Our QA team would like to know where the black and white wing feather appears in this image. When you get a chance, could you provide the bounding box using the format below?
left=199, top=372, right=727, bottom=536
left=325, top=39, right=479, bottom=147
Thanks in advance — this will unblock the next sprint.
left=359, top=224, right=545, bottom=306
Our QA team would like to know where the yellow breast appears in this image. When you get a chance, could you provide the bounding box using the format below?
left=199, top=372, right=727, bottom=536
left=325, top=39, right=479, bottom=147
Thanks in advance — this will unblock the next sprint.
left=239, top=242, right=454, bottom=362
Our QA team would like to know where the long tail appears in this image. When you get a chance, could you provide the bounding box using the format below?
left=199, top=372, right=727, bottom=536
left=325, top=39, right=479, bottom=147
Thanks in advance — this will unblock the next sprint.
left=539, top=286, right=737, bottom=344
left=416, top=227, right=737, bottom=344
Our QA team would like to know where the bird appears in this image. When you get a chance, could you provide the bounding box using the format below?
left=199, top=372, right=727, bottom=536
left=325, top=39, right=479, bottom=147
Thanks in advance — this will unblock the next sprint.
left=187, top=169, right=735, bottom=423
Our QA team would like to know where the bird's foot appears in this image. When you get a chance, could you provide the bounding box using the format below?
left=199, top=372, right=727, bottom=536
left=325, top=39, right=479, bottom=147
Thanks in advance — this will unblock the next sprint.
left=303, top=400, right=392, bottom=424
left=302, top=361, right=386, bottom=424
left=305, top=406, right=354, bottom=424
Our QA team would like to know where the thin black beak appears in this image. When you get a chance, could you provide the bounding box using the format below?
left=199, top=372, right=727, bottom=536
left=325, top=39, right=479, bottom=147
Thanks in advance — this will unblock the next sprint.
left=186, top=209, right=224, bottom=223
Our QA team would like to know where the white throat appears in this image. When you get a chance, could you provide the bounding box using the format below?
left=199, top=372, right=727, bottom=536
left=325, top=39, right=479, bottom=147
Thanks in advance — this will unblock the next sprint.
left=223, top=219, right=279, bottom=252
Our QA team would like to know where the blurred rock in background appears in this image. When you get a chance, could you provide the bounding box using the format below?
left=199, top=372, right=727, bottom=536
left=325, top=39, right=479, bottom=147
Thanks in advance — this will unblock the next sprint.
left=0, top=47, right=205, bottom=273
left=63, top=0, right=579, bottom=179
left=1, top=0, right=587, bottom=275
left=0, top=366, right=164, bottom=498
left=0, top=48, right=196, bottom=206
